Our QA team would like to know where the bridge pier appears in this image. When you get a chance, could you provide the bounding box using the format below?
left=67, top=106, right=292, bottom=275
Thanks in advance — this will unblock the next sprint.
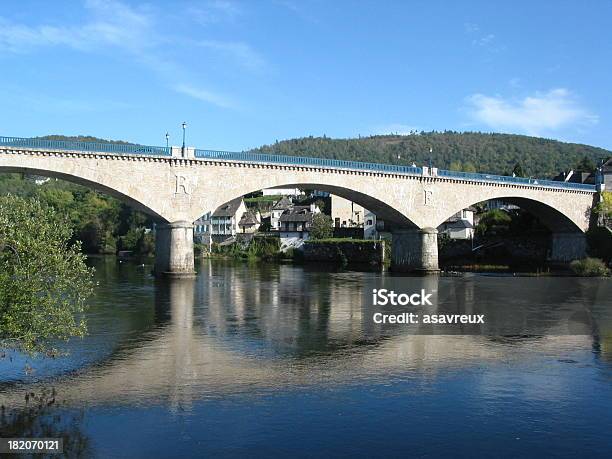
left=391, top=228, right=439, bottom=272
left=154, top=221, right=196, bottom=278
left=549, top=232, right=587, bottom=262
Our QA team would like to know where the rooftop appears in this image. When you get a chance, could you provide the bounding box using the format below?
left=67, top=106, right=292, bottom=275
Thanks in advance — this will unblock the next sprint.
left=212, top=198, right=244, bottom=217
left=279, top=206, right=315, bottom=223
left=272, top=196, right=292, bottom=210
left=239, top=210, right=260, bottom=226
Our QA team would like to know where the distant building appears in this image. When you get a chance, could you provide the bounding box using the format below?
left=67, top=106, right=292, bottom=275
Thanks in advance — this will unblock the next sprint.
left=438, top=207, right=476, bottom=240
left=602, top=158, right=612, bottom=189
left=331, top=195, right=364, bottom=227
left=331, top=195, right=378, bottom=239
left=312, top=190, right=330, bottom=198
left=279, top=203, right=321, bottom=248
left=485, top=199, right=520, bottom=212
left=194, top=198, right=247, bottom=245
left=194, top=213, right=211, bottom=245
left=364, top=209, right=378, bottom=239
left=211, top=198, right=246, bottom=241
left=238, top=210, right=261, bottom=234
left=553, top=169, right=596, bottom=185
left=262, top=187, right=302, bottom=197
left=270, top=196, right=292, bottom=231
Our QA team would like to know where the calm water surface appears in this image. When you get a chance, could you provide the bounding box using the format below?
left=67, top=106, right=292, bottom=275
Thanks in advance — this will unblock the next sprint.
left=1, top=257, right=612, bottom=458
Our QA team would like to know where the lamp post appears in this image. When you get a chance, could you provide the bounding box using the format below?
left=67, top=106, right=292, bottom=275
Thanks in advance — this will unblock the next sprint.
left=182, top=122, right=187, bottom=153
left=165, top=132, right=169, bottom=150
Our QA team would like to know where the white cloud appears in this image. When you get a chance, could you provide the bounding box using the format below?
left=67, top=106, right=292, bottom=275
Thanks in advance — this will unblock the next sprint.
left=0, top=0, right=155, bottom=53
left=198, top=40, right=265, bottom=72
left=0, top=0, right=265, bottom=110
left=464, top=22, right=479, bottom=33
left=174, top=84, right=236, bottom=109
left=472, top=33, right=495, bottom=47
left=466, top=88, right=598, bottom=135
left=187, top=0, right=243, bottom=24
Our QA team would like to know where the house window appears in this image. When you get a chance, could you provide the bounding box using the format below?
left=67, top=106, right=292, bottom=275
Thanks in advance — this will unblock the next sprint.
left=367, top=219, right=373, bottom=226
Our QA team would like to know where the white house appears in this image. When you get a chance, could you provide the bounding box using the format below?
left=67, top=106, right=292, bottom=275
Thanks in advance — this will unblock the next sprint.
left=331, top=195, right=364, bottom=227
left=262, top=187, right=303, bottom=197
left=194, top=213, right=211, bottom=245
left=238, top=209, right=261, bottom=234
left=438, top=207, right=476, bottom=240
left=279, top=203, right=321, bottom=249
left=364, top=209, right=377, bottom=239
left=270, top=196, right=292, bottom=231
left=194, top=197, right=248, bottom=245
left=331, top=195, right=378, bottom=239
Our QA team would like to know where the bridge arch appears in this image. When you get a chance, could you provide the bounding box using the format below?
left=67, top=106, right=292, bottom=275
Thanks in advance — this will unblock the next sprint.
left=430, top=191, right=591, bottom=233
left=0, top=164, right=168, bottom=221
left=201, top=182, right=419, bottom=229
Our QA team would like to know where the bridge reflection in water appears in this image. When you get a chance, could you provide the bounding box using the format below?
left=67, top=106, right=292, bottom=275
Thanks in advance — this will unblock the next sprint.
left=1, top=259, right=610, bottom=411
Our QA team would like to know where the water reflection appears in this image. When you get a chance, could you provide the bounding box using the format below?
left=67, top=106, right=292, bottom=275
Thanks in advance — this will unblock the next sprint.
left=2, top=258, right=610, bottom=412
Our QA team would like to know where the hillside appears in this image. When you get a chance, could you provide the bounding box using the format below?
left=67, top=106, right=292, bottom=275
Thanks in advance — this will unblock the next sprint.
left=251, top=132, right=611, bottom=178
left=39, top=134, right=134, bottom=144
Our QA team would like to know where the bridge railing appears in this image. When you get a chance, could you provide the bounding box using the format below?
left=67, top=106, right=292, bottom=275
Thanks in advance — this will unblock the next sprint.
left=195, top=149, right=595, bottom=191
left=194, top=149, right=424, bottom=175
left=0, top=136, right=171, bottom=156
left=0, top=136, right=596, bottom=191
left=437, top=169, right=596, bottom=191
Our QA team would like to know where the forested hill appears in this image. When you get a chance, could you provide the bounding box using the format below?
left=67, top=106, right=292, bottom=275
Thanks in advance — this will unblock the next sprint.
left=251, top=132, right=611, bottom=178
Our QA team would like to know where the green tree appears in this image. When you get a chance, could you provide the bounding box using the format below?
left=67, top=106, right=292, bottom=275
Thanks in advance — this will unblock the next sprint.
left=314, top=198, right=326, bottom=213
left=574, top=156, right=596, bottom=172
left=476, top=209, right=512, bottom=236
left=310, top=213, right=333, bottom=239
left=594, top=191, right=612, bottom=219
left=0, top=195, right=94, bottom=354
left=449, top=161, right=463, bottom=171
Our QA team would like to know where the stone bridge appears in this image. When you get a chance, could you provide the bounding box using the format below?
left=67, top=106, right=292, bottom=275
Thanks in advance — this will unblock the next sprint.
left=0, top=137, right=599, bottom=274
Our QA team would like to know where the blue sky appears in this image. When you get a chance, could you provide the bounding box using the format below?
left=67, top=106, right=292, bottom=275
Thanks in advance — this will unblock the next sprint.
left=0, top=0, right=610, bottom=151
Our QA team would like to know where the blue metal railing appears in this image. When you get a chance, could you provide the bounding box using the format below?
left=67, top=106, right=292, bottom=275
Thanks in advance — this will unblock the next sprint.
left=194, top=149, right=595, bottom=191
left=0, top=136, right=170, bottom=156
left=194, top=148, right=423, bottom=175
left=437, top=169, right=595, bottom=191
left=0, top=135, right=597, bottom=191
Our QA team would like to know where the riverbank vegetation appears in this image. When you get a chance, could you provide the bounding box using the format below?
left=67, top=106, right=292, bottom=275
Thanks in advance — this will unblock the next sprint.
left=207, top=236, right=287, bottom=261
left=570, top=257, right=610, bottom=277
left=0, top=195, right=94, bottom=354
left=0, top=173, right=155, bottom=256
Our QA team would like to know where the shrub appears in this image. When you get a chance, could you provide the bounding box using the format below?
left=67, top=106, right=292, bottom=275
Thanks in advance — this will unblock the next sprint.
left=0, top=195, right=94, bottom=354
left=310, top=214, right=333, bottom=239
left=570, top=257, right=610, bottom=277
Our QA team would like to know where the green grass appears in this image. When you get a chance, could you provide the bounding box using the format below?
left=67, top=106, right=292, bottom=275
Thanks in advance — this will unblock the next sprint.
left=244, top=195, right=282, bottom=203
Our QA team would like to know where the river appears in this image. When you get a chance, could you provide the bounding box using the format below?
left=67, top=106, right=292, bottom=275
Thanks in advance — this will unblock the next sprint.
left=1, top=257, right=611, bottom=458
